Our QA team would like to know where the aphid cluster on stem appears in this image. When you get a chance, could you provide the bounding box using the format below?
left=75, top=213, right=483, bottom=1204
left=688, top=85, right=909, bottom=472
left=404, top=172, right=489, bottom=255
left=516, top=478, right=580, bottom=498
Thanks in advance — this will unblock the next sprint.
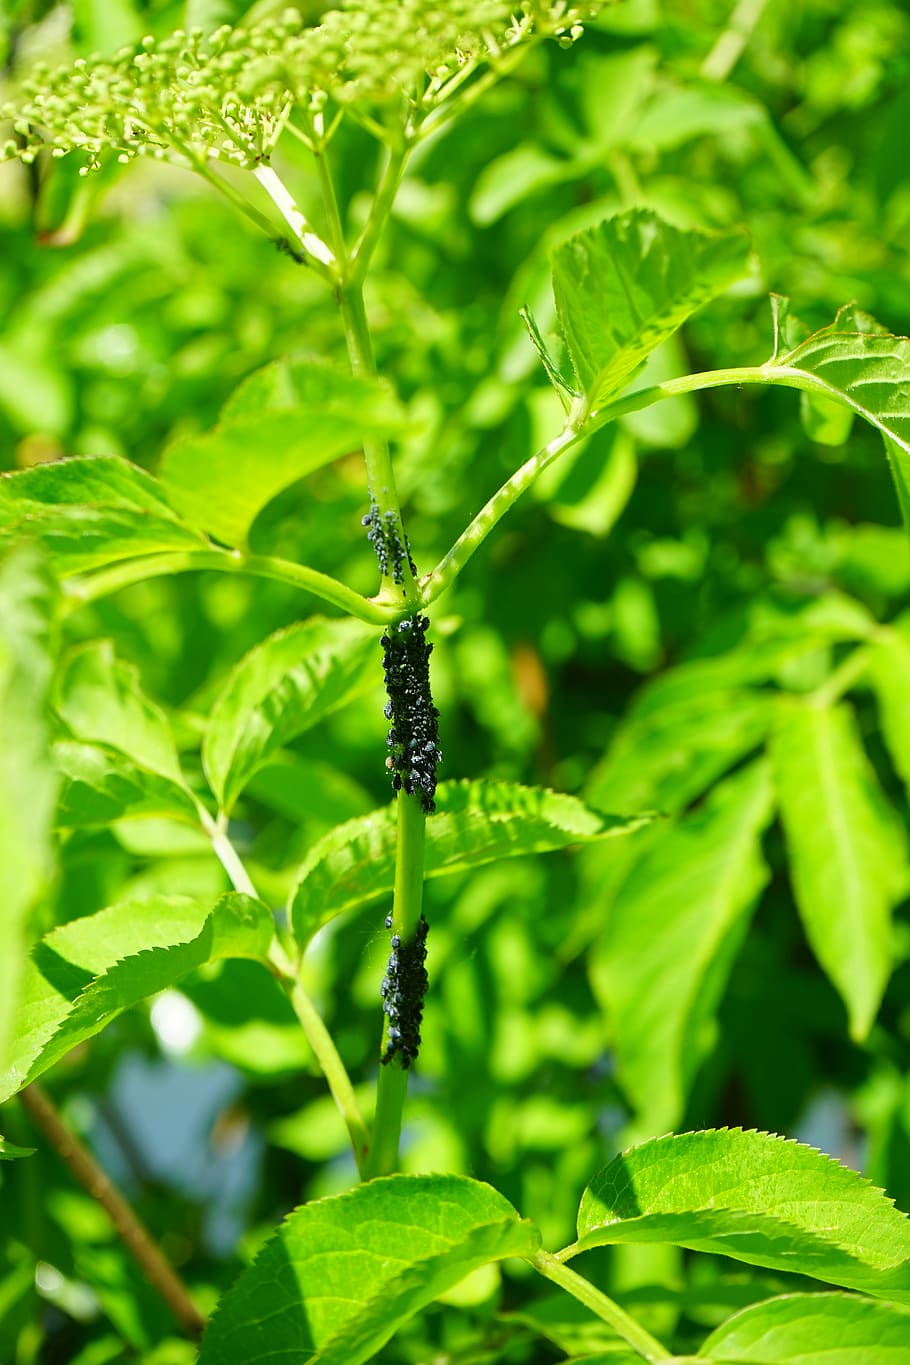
left=380, top=914, right=429, bottom=1069
left=381, top=614, right=441, bottom=813
left=362, top=498, right=416, bottom=584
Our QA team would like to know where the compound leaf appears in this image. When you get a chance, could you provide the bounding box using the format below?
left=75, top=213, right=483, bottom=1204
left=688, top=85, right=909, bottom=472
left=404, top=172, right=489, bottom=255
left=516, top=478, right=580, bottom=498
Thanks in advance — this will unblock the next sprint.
left=551, top=209, right=749, bottom=414
left=159, top=358, right=406, bottom=547
left=203, top=616, right=376, bottom=814
left=0, top=893, right=272, bottom=1103
left=771, top=700, right=907, bottom=1042
left=590, top=759, right=775, bottom=1135
left=198, top=1175, right=540, bottom=1365
left=574, top=1128, right=910, bottom=1303
left=0, top=456, right=202, bottom=575
left=698, top=1292, right=910, bottom=1362
left=290, top=780, right=650, bottom=947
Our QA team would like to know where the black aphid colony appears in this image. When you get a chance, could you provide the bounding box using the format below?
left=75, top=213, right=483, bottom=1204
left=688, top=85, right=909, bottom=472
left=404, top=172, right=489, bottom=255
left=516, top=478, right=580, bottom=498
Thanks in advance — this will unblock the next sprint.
left=381, top=614, right=441, bottom=814
left=380, top=914, right=429, bottom=1069
left=362, top=498, right=416, bottom=584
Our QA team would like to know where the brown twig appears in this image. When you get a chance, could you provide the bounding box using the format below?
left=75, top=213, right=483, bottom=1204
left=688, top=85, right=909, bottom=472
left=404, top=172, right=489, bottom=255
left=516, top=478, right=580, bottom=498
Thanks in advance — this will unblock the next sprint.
left=19, top=1082, right=206, bottom=1340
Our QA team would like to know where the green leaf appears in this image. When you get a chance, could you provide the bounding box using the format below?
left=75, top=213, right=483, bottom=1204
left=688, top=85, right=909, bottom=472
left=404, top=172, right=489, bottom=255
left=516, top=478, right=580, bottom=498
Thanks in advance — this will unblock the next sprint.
left=0, top=1135, right=36, bottom=1160
left=771, top=700, right=907, bottom=1041
left=0, top=548, right=59, bottom=1086
left=590, top=760, right=775, bottom=1135
left=586, top=686, right=775, bottom=817
left=54, top=740, right=199, bottom=827
left=869, top=622, right=910, bottom=800
left=766, top=306, right=910, bottom=533
left=0, top=456, right=203, bottom=575
left=290, top=780, right=650, bottom=946
left=159, top=358, right=407, bottom=547
left=203, top=616, right=377, bottom=813
left=698, top=1292, right=910, bottom=1362
left=198, top=1174, right=540, bottom=1365
left=550, top=209, right=750, bottom=414
left=0, top=892, right=272, bottom=1103
left=55, top=640, right=184, bottom=782
left=574, top=1128, right=910, bottom=1303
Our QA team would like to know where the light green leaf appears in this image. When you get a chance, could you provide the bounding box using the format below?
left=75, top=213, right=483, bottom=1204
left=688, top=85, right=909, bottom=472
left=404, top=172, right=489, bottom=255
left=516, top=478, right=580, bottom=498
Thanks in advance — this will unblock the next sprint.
left=766, top=306, right=910, bottom=533
left=0, top=548, right=59, bottom=1085
left=771, top=700, right=907, bottom=1041
left=698, top=1292, right=910, bottom=1362
left=290, top=780, right=650, bottom=946
left=0, top=456, right=203, bottom=575
left=0, top=1136, right=36, bottom=1160
left=590, top=760, right=775, bottom=1135
left=869, top=622, right=910, bottom=800
left=0, top=893, right=272, bottom=1103
left=587, top=686, right=774, bottom=817
left=203, top=616, right=377, bottom=814
left=159, top=358, right=406, bottom=547
left=551, top=209, right=750, bottom=414
left=574, top=1128, right=910, bottom=1303
left=55, top=640, right=184, bottom=782
left=54, top=740, right=199, bottom=827
left=198, top=1175, right=540, bottom=1365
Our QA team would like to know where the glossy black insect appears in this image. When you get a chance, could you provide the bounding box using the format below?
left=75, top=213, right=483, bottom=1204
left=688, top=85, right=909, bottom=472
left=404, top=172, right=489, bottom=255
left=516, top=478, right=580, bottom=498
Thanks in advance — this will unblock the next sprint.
left=381, top=614, right=441, bottom=814
left=362, top=499, right=416, bottom=584
left=379, top=914, right=429, bottom=1069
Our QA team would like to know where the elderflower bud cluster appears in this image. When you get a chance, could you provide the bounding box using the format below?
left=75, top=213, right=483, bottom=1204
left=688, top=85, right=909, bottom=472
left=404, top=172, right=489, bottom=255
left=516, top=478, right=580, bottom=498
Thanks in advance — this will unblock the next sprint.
left=1, top=0, right=603, bottom=174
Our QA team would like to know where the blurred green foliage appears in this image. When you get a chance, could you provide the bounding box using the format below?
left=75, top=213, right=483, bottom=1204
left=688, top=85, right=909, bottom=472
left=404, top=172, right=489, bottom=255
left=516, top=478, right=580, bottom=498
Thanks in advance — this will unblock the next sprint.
left=3, top=0, right=910, bottom=1361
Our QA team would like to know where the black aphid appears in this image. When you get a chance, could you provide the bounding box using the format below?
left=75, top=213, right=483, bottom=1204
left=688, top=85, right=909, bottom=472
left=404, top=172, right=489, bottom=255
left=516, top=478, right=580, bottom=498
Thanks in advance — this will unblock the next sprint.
left=362, top=498, right=416, bottom=584
left=381, top=614, right=441, bottom=814
left=380, top=914, right=429, bottom=1069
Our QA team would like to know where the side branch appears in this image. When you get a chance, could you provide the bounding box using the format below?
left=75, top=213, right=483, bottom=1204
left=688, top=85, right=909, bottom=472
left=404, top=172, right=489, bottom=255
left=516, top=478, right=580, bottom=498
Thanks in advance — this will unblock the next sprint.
left=19, top=1083, right=206, bottom=1340
left=420, top=423, right=584, bottom=604
left=62, top=548, right=396, bottom=625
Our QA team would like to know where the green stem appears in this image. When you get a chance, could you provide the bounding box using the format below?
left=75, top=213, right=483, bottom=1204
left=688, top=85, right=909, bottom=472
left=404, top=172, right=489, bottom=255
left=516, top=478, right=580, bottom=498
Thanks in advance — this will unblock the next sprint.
left=810, top=642, right=876, bottom=709
left=421, top=421, right=585, bottom=605
left=423, top=355, right=889, bottom=604
left=199, top=809, right=370, bottom=1176
left=530, top=1250, right=671, bottom=1363
left=60, top=548, right=394, bottom=625
left=253, top=164, right=337, bottom=277
left=364, top=791, right=428, bottom=1178
left=348, top=141, right=410, bottom=286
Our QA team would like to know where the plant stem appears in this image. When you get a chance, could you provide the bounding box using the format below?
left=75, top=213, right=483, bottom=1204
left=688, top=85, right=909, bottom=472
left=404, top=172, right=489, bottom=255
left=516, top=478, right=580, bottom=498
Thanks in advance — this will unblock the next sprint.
left=253, top=164, right=337, bottom=275
left=348, top=141, right=410, bottom=286
left=810, top=642, right=875, bottom=709
left=423, top=354, right=899, bottom=603
left=61, top=548, right=395, bottom=625
left=421, top=421, right=585, bottom=605
left=200, top=810, right=371, bottom=1175
left=282, top=966, right=372, bottom=1176
left=18, top=1084, right=206, bottom=1340
left=530, top=1250, right=671, bottom=1362
left=364, top=790, right=427, bottom=1178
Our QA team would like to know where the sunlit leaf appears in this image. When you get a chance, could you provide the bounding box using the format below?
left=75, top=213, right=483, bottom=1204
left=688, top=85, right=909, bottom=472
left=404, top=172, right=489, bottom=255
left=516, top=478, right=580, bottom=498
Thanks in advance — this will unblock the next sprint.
left=0, top=893, right=272, bottom=1103
left=203, top=616, right=377, bottom=813
left=290, top=780, right=651, bottom=946
left=159, top=358, right=407, bottom=547
left=54, top=740, right=199, bottom=827
left=198, top=1175, right=540, bottom=1365
left=590, top=760, right=775, bottom=1134
left=698, top=1291, right=910, bottom=1362
left=550, top=209, right=750, bottom=414
left=0, top=548, right=58, bottom=1086
left=771, top=700, right=908, bottom=1041
left=574, top=1128, right=910, bottom=1303
left=0, top=456, right=202, bottom=574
